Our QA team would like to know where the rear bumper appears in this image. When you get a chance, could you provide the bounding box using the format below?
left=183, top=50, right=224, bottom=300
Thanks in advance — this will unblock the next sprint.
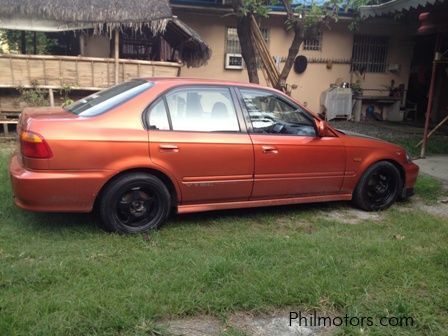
left=9, top=154, right=109, bottom=212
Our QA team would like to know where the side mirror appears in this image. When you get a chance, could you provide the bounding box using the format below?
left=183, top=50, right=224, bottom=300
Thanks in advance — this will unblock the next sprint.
left=316, top=120, right=327, bottom=137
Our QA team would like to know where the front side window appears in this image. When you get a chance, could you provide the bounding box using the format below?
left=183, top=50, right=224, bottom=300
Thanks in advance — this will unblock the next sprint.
left=66, top=79, right=153, bottom=117
left=240, top=89, right=316, bottom=136
left=165, top=87, right=240, bottom=132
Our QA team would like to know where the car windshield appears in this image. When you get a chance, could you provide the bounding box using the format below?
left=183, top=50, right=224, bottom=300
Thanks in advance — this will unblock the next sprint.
left=65, top=79, right=153, bottom=117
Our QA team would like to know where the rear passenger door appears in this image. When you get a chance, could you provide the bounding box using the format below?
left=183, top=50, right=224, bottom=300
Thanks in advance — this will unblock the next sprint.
left=146, top=86, right=254, bottom=204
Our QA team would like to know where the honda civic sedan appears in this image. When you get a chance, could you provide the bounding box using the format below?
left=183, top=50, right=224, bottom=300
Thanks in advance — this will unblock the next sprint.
left=10, top=78, right=419, bottom=233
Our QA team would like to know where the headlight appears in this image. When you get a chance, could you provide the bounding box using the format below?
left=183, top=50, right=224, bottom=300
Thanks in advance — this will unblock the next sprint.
left=405, top=151, right=412, bottom=163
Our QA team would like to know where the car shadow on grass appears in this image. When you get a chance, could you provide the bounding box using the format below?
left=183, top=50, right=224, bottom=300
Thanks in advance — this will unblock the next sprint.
left=20, top=210, right=99, bottom=234
left=167, top=201, right=353, bottom=228
left=14, top=200, right=355, bottom=234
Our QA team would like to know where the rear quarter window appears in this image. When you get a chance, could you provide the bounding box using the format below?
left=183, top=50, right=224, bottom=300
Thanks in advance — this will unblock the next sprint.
left=66, top=79, right=153, bottom=117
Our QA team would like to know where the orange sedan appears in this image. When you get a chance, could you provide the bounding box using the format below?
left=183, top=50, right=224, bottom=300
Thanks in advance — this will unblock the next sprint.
left=9, top=78, right=419, bottom=233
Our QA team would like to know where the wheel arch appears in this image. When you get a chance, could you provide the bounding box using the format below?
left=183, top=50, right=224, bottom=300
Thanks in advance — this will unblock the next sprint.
left=354, top=158, right=405, bottom=190
left=93, top=167, right=180, bottom=211
left=384, top=159, right=405, bottom=188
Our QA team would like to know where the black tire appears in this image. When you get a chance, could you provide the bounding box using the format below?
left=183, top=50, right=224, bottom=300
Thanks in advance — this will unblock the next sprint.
left=99, top=173, right=171, bottom=233
left=353, top=161, right=401, bottom=211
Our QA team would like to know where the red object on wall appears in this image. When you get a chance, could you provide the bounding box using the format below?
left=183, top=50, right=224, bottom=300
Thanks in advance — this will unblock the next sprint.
left=418, top=11, right=448, bottom=35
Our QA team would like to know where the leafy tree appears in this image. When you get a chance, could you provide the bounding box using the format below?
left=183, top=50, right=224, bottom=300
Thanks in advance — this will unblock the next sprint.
left=231, top=0, right=370, bottom=90
left=0, top=30, right=57, bottom=54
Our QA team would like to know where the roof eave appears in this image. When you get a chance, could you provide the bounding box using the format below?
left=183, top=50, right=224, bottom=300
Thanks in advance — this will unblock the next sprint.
left=360, top=0, right=441, bottom=18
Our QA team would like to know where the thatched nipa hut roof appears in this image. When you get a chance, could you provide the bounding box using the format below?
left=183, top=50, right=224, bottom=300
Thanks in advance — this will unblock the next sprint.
left=0, top=0, right=211, bottom=67
left=0, top=0, right=172, bottom=33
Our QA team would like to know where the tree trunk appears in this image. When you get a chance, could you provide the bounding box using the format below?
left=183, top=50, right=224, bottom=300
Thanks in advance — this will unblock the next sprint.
left=276, top=25, right=304, bottom=90
left=232, top=0, right=259, bottom=84
left=236, top=14, right=260, bottom=84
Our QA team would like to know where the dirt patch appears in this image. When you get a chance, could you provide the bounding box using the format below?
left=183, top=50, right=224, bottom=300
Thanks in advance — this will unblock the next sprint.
left=319, top=195, right=448, bottom=225
left=419, top=200, right=448, bottom=218
left=165, top=316, right=222, bottom=336
left=318, top=206, right=383, bottom=225
left=229, top=311, right=334, bottom=336
left=396, top=195, right=448, bottom=218
left=163, top=310, right=335, bottom=336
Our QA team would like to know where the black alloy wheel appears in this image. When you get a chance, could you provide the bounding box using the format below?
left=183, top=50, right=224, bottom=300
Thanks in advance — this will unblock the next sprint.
left=99, top=173, right=171, bottom=233
left=353, top=161, right=401, bottom=211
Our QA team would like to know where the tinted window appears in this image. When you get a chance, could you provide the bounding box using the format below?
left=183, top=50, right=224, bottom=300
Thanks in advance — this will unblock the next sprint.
left=240, top=89, right=316, bottom=136
left=165, top=87, right=239, bottom=132
left=148, top=99, right=170, bottom=130
left=66, top=79, right=153, bottom=117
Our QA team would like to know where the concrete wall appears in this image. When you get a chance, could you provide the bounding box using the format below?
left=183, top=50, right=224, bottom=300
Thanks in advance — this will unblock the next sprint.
left=174, top=10, right=416, bottom=113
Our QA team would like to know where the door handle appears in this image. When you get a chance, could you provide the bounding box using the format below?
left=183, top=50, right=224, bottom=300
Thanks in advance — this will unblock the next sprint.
left=159, top=144, right=179, bottom=152
left=262, top=145, right=278, bottom=154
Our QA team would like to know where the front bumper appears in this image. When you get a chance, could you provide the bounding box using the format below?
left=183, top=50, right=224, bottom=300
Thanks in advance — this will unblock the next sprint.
left=9, top=154, right=108, bottom=213
left=401, top=187, right=415, bottom=200
left=401, top=161, right=419, bottom=200
left=403, top=161, right=419, bottom=188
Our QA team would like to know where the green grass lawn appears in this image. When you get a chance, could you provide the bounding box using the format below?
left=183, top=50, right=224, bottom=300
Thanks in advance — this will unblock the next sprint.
left=1, top=147, right=447, bottom=336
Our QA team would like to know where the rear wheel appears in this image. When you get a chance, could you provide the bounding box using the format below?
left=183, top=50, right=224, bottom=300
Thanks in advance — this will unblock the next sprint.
left=353, top=161, right=401, bottom=211
left=99, top=173, right=171, bottom=233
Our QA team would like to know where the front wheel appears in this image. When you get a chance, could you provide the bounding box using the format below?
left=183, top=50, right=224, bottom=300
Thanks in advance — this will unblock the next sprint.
left=353, top=161, right=401, bottom=211
left=99, top=173, right=171, bottom=233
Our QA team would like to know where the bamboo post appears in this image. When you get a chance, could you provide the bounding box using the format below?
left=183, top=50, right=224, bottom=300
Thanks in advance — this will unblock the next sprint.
left=421, top=34, right=441, bottom=158
left=416, top=114, right=448, bottom=147
left=48, top=88, right=54, bottom=107
left=79, top=34, right=85, bottom=56
left=91, top=61, right=94, bottom=87
left=114, top=30, right=120, bottom=84
left=249, top=15, right=281, bottom=89
left=9, top=56, right=15, bottom=85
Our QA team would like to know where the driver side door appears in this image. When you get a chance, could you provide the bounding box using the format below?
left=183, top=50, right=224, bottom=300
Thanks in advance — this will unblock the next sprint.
left=237, top=88, right=346, bottom=199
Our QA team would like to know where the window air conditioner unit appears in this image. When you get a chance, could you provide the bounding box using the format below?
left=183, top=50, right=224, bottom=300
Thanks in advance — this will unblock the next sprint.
left=221, top=0, right=233, bottom=5
left=225, top=53, right=244, bottom=70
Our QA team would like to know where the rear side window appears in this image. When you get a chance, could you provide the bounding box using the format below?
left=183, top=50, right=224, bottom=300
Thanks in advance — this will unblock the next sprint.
left=148, top=99, right=170, bottom=131
left=165, top=87, right=240, bottom=132
left=66, top=79, right=153, bottom=117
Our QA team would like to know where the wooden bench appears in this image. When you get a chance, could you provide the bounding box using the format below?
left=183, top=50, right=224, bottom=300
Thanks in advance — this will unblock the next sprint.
left=0, top=119, right=18, bottom=137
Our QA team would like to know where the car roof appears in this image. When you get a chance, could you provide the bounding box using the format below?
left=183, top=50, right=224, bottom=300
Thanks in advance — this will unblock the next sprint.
left=142, top=77, right=276, bottom=90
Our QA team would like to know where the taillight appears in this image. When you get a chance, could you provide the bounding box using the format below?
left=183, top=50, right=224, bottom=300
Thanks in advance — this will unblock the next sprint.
left=20, top=131, right=53, bottom=159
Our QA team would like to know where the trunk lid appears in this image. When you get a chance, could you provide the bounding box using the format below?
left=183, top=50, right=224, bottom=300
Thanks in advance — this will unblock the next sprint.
left=18, top=106, right=76, bottom=133
left=18, top=107, right=78, bottom=170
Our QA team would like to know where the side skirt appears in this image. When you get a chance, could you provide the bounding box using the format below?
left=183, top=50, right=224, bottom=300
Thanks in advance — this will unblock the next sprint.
left=177, top=193, right=353, bottom=214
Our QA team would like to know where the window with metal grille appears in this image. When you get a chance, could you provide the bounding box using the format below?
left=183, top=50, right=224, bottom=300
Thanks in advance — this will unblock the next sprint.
left=303, top=32, right=322, bottom=51
left=351, top=35, right=389, bottom=73
left=226, top=27, right=269, bottom=54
